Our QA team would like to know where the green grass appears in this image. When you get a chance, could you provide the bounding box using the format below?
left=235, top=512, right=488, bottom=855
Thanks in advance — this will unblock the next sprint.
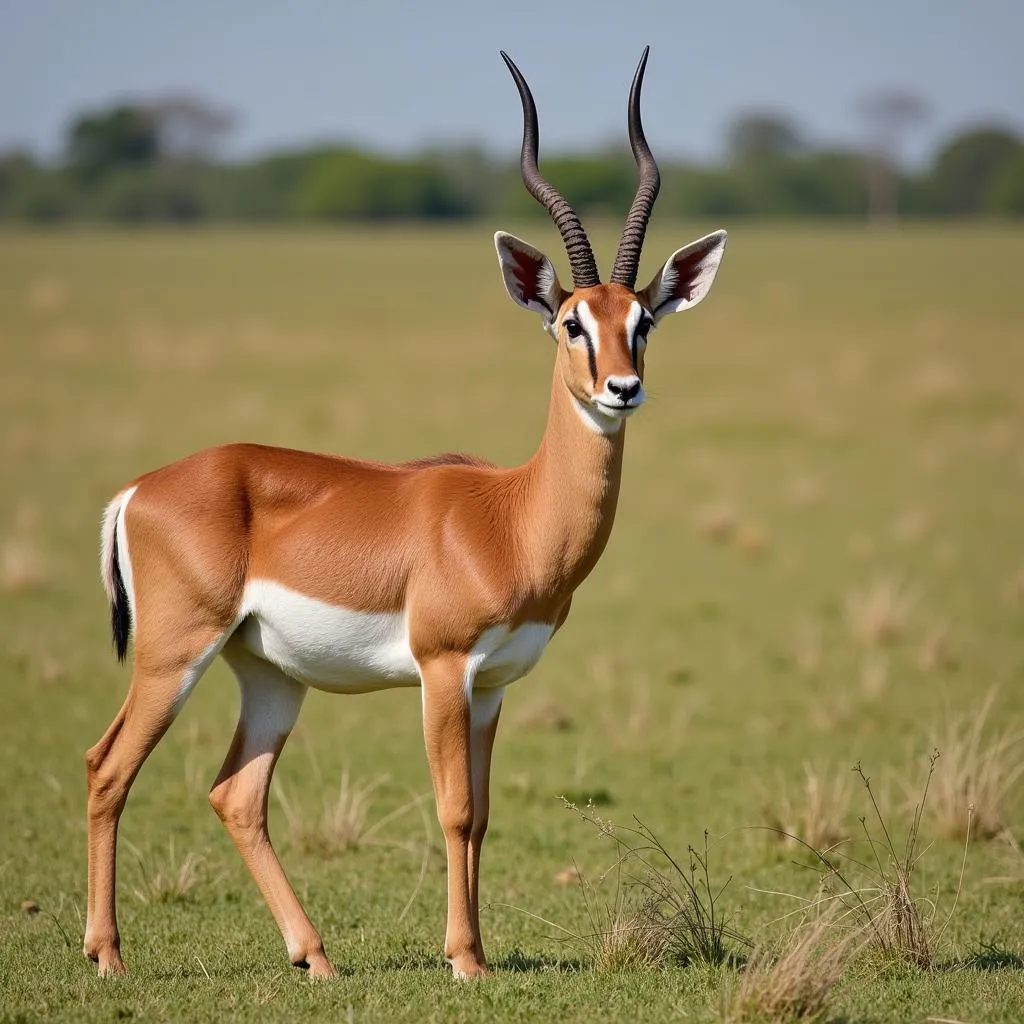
left=1, top=223, right=1024, bottom=1022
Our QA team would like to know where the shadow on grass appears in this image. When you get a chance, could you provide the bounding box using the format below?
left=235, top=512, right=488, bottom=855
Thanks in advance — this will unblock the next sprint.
left=492, top=949, right=586, bottom=974
left=374, top=949, right=586, bottom=975
left=939, top=942, right=1024, bottom=973
left=375, top=950, right=447, bottom=973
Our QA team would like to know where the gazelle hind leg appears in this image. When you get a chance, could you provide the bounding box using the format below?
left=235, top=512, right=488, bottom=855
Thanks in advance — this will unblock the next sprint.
left=210, top=641, right=336, bottom=978
left=84, top=645, right=218, bottom=976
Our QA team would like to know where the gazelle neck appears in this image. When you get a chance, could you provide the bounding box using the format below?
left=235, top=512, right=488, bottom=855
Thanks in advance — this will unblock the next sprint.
left=521, top=362, right=627, bottom=595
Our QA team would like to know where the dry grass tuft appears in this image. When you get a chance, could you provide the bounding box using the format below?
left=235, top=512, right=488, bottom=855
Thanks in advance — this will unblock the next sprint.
left=845, top=578, right=918, bottom=647
left=735, top=521, right=771, bottom=559
left=554, top=865, right=583, bottom=887
left=580, top=881, right=669, bottom=973
left=510, top=864, right=669, bottom=973
left=276, top=769, right=385, bottom=856
left=1005, top=568, right=1024, bottom=606
left=696, top=501, right=739, bottom=545
left=594, top=903, right=668, bottom=973
left=924, top=692, right=1024, bottom=842
left=513, top=699, right=576, bottom=733
left=761, top=755, right=968, bottom=971
left=891, top=508, right=931, bottom=546
left=729, top=909, right=854, bottom=1024
left=915, top=621, right=957, bottom=673
left=859, top=653, right=890, bottom=699
left=125, top=840, right=204, bottom=905
left=762, top=764, right=854, bottom=853
left=26, top=276, right=70, bottom=312
left=567, top=803, right=749, bottom=968
left=907, top=358, right=967, bottom=408
left=786, top=473, right=822, bottom=508
left=0, top=535, right=48, bottom=593
left=790, top=618, right=822, bottom=677
left=694, top=501, right=769, bottom=558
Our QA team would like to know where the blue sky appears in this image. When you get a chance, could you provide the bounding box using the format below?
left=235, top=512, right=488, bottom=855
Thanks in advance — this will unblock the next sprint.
left=2, top=0, right=1022, bottom=166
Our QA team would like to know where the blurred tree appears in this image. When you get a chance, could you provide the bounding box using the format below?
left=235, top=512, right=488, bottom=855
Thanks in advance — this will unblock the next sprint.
left=1, top=165, right=76, bottom=222
left=929, top=126, right=1023, bottom=214
left=295, top=149, right=470, bottom=220
left=67, top=105, right=159, bottom=181
left=0, top=152, right=37, bottom=217
left=92, top=168, right=205, bottom=222
left=6, top=94, right=1019, bottom=224
left=857, top=89, right=929, bottom=221
left=145, top=96, right=234, bottom=163
left=727, top=112, right=803, bottom=166
left=422, top=145, right=497, bottom=218
left=662, top=165, right=750, bottom=218
left=986, top=150, right=1024, bottom=216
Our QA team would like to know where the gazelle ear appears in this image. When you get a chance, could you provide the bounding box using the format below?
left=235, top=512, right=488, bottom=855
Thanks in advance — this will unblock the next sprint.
left=494, top=231, right=567, bottom=326
left=638, top=229, right=728, bottom=324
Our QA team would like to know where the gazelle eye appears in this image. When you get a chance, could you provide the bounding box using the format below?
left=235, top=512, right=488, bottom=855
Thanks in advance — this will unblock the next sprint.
left=636, top=317, right=653, bottom=340
left=563, top=319, right=583, bottom=339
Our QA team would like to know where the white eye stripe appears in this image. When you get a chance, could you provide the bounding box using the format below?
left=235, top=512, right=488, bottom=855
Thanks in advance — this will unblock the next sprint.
left=576, top=300, right=601, bottom=353
left=624, top=301, right=643, bottom=340
left=625, top=302, right=648, bottom=365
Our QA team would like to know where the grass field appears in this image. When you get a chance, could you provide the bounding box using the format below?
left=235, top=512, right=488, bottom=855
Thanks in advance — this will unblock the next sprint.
left=1, top=223, right=1023, bottom=1023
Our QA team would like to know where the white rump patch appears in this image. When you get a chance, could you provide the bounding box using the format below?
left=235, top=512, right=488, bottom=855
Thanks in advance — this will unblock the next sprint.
left=110, top=486, right=138, bottom=626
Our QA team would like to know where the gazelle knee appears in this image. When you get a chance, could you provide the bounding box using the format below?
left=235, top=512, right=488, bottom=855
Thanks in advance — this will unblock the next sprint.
left=85, top=752, right=129, bottom=818
left=209, top=781, right=262, bottom=837
left=438, top=798, right=474, bottom=844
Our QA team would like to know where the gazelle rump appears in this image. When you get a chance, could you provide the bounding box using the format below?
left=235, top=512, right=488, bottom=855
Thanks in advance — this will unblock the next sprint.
left=84, top=48, right=727, bottom=981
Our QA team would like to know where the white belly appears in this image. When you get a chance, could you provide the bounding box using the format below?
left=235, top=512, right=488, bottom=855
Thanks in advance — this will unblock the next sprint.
left=471, top=622, right=555, bottom=689
left=237, top=579, right=554, bottom=694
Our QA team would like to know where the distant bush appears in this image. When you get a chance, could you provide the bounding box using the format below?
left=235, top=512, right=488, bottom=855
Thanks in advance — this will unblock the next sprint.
left=1, top=99, right=1022, bottom=223
left=91, top=169, right=205, bottom=222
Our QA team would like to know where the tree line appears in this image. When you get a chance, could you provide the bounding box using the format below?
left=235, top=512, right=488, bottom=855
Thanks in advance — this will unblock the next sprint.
left=1, top=99, right=1022, bottom=223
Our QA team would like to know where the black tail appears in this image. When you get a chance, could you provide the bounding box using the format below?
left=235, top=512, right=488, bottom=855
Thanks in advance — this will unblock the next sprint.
left=110, top=536, right=130, bottom=663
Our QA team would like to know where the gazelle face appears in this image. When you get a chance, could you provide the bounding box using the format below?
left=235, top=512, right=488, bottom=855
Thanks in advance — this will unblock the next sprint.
left=553, top=285, right=649, bottom=428
left=497, top=48, right=728, bottom=435
left=494, top=229, right=728, bottom=434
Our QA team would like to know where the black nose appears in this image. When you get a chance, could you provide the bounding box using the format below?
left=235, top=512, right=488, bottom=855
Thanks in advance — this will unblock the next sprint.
left=607, top=378, right=641, bottom=402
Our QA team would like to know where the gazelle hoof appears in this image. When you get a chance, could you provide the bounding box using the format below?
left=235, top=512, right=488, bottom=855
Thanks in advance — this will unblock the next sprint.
left=94, top=951, right=127, bottom=977
left=447, top=956, right=489, bottom=981
left=295, top=952, right=338, bottom=980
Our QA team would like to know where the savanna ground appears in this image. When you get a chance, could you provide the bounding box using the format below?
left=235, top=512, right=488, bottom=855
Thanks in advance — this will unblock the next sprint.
left=1, top=223, right=1023, bottom=1023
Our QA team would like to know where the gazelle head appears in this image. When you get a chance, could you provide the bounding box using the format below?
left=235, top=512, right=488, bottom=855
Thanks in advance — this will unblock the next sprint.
left=495, top=48, right=727, bottom=434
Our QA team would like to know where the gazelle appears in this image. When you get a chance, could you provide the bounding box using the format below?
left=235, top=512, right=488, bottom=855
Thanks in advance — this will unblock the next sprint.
left=85, top=47, right=726, bottom=980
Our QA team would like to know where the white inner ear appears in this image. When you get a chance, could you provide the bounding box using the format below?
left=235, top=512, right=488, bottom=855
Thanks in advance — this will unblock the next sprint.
left=644, top=229, right=727, bottom=322
left=494, top=231, right=562, bottom=324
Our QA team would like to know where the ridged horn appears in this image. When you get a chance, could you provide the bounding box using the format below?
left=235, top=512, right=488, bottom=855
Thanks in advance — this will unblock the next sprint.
left=609, top=46, right=661, bottom=288
left=500, top=51, right=600, bottom=289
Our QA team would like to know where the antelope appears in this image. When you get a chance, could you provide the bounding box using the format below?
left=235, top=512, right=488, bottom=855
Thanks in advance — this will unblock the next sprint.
left=84, top=47, right=727, bottom=981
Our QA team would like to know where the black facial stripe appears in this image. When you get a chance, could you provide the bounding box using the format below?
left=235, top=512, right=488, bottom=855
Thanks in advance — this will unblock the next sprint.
left=585, top=336, right=598, bottom=387
left=630, top=315, right=652, bottom=371
left=567, top=304, right=598, bottom=387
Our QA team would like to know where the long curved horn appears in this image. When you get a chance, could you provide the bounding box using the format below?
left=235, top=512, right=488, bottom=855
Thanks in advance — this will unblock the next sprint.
left=500, top=51, right=600, bottom=289
left=610, top=47, right=661, bottom=288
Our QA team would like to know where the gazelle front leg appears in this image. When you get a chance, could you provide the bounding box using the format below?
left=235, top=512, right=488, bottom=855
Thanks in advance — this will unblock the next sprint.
left=419, top=655, right=488, bottom=979
left=467, top=686, right=503, bottom=967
